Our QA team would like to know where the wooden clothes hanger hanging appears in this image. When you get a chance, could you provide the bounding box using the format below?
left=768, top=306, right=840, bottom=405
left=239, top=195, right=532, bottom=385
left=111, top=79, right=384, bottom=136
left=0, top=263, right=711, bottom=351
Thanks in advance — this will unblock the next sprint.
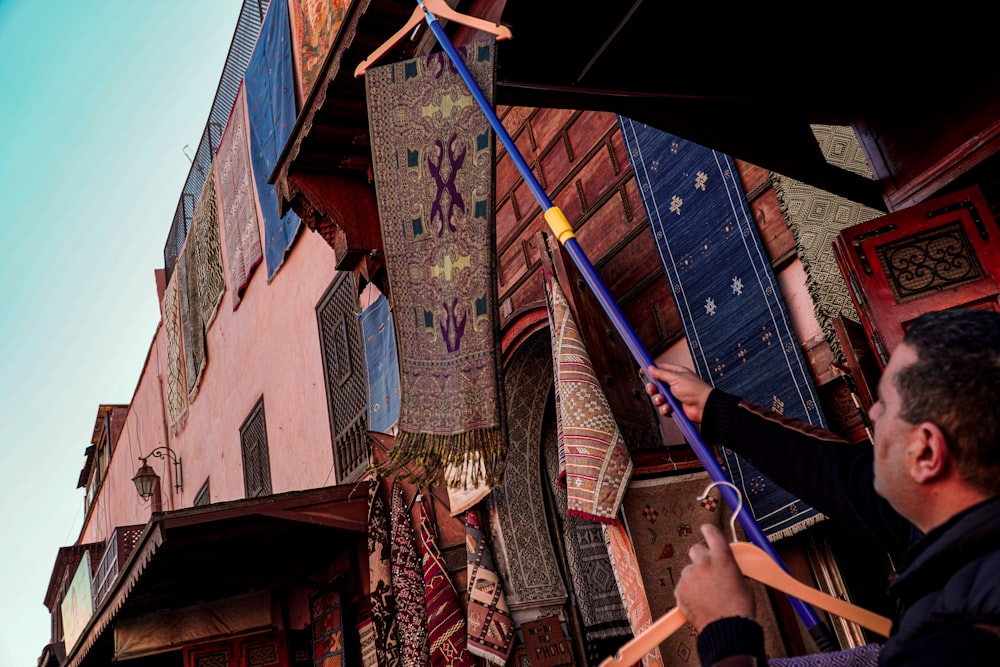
left=354, top=0, right=512, bottom=77
left=599, top=482, right=892, bottom=667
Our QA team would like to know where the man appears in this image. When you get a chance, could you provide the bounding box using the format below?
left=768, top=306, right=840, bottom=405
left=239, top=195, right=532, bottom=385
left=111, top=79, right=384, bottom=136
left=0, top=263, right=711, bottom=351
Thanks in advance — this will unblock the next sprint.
left=644, top=309, right=1000, bottom=666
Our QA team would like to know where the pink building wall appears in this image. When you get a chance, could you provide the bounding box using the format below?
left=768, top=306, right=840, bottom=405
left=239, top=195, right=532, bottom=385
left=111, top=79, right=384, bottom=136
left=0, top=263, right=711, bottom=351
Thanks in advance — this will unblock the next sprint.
left=78, top=225, right=346, bottom=545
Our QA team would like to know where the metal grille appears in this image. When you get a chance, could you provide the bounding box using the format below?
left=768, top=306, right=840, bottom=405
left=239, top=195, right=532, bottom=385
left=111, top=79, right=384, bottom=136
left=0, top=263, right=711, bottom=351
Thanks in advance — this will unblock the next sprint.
left=240, top=398, right=273, bottom=497
left=164, top=0, right=272, bottom=282
left=876, top=221, right=985, bottom=303
left=245, top=641, right=279, bottom=667
left=316, top=273, right=368, bottom=483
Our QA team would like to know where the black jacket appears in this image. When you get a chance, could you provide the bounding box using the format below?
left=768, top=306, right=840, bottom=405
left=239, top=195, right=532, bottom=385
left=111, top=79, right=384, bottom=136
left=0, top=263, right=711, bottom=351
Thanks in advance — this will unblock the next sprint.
left=695, top=390, right=1000, bottom=666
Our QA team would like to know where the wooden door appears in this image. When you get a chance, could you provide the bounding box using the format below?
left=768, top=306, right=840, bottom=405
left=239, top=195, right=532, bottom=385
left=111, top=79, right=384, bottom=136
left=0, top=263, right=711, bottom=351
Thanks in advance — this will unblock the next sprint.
left=833, top=185, right=1000, bottom=368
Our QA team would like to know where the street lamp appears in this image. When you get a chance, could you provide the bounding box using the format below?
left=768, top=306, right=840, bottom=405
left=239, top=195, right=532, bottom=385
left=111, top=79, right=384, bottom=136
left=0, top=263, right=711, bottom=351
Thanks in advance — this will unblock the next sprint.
left=132, top=447, right=183, bottom=499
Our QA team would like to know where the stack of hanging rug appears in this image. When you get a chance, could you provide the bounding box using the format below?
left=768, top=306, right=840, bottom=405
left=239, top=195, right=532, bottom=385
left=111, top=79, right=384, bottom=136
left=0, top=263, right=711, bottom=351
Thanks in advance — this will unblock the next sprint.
left=770, top=125, right=882, bottom=361
left=622, top=473, right=787, bottom=665
left=365, top=39, right=505, bottom=489
left=389, top=483, right=432, bottom=667
left=619, top=117, right=826, bottom=541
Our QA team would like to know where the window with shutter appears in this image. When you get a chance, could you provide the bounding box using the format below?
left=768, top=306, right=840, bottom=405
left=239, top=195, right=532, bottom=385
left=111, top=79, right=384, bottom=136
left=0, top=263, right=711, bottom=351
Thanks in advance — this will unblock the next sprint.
left=316, top=272, right=368, bottom=483
left=240, top=397, right=272, bottom=497
left=834, top=185, right=1000, bottom=368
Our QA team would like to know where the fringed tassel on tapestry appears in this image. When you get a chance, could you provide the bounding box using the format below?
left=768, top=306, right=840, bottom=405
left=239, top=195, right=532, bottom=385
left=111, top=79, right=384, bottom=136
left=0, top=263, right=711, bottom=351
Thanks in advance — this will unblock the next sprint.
left=544, top=272, right=633, bottom=523
left=618, top=116, right=826, bottom=540
left=418, top=496, right=475, bottom=667
left=465, top=507, right=515, bottom=665
left=365, top=40, right=506, bottom=489
left=389, top=482, right=432, bottom=667
left=367, top=477, right=402, bottom=667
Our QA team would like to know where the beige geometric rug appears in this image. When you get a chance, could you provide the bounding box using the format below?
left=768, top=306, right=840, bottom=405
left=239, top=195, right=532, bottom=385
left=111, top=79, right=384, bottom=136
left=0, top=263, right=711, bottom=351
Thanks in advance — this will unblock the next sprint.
left=771, top=125, right=883, bottom=361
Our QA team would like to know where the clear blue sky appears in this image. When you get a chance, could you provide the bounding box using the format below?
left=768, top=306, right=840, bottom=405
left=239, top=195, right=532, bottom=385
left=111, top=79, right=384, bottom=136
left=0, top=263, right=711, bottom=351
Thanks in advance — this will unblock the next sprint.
left=0, top=1, right=243, bottom=664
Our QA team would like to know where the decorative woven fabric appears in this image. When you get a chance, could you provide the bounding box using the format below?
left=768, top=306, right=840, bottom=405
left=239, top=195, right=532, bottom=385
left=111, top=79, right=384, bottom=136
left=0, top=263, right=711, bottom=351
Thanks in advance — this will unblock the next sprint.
left=214, top=82, right=263, bottom=310
left=389, top=482, right=432, bottom=667
left=360, top=293, right=401, bottom=434
left=367, top=477, right=402, bottom=667
left=771, top=125, right=882, bottom=362
left=542, top=421, right=633, bottom=646
left=771, top=643, right=882, bottom=667
left=366, top=40, right=505, bottom=488
left=176, top=243, right=205, bottom=403
left=245, top=0, right=302, bottom=281
left=619, top=116, right=826, bottom=540
left=488, top=331, right=568, bottom=609
left=190, top=166, right=225, bottom=376
left=418, top=497, right=474, bottom=667
left=359, top=616, right=378, bottom=667
left=603, top=520, right=664, bottom=667
left=311, top=590, right=346, bottom=667
left=545, top=273, right=633, bottom=523
left=465, top=507, right=515, bottom=665
left=162, top=271, right=188, bottom=433
left=287, top=0, right=347, bottom=99
left=623, top=473, right=787, bottom=664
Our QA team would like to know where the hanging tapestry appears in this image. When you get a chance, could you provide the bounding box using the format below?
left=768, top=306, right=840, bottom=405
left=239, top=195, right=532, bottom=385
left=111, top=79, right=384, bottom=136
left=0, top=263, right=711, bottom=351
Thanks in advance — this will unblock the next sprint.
left=360, top=293, right=401, bottom=434
left=541, top=419, right=633, bottom=656
left=176, top=241, right=205, bottom=403
left=545, top=272, right=633, bottom=523
left=190, top=166, right=226, bottom=390
left=488, top=331, right=568, bottom=609
left=365, top=40, right=504, bottom=488
left=245, top=0, right=302, bottom=281
left=619, top=116, right=825, bottom=540
left=162, top=271, right=188, bottom=433
left=215, top=82, right=263, bottom=310
left=465, top=507, right=515, bottom=665
left=623, top=473, right=787, bottom=665
left=287, top=0, right=347, bottom=99
left=603, top=521, right=663, bottom=667
left=771, top=125, right=882, bottom=361
left=311, top=590, right=346, bottom=667
left=367, top=477, right=402, bottom=667
left=389, top=482, right=432, bottom=667
left=418, top=497, right=474, bottom=667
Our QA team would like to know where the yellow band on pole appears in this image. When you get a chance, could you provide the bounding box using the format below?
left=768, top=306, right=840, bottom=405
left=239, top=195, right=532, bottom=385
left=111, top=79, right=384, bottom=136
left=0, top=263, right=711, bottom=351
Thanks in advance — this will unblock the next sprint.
left=544, top=206, right=575, bottom=244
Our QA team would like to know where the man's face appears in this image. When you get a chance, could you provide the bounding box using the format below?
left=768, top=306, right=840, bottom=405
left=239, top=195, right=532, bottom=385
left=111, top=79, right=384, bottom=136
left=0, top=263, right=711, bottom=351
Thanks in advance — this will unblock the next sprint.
left=868, top=343, right=920, bottom=507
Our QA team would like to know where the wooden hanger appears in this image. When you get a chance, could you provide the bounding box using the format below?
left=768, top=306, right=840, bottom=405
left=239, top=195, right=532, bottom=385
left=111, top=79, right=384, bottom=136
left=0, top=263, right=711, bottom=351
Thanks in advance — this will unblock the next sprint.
left=354, top=0, right=512, bottom=78
left=598, top=482, right=892, bottom=667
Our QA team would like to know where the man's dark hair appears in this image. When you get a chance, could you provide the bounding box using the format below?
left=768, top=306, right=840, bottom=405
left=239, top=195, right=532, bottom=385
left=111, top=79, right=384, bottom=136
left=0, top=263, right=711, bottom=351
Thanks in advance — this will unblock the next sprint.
left=896, top=309, right=1000, bottom=495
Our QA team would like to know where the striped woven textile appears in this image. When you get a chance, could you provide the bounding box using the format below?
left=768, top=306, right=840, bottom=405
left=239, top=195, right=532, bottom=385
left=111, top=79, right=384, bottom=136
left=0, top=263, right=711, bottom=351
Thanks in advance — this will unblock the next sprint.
left=418, top=497, right=474, bottom=667
left=545, top=272, right=633, bottom=523
left=465, top=507, right=515, bottom=665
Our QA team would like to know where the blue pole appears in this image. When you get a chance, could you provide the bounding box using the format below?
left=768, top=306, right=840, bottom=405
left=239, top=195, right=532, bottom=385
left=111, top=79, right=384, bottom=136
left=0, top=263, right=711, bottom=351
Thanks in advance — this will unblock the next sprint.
left=410, top=0, right=833, bottom=646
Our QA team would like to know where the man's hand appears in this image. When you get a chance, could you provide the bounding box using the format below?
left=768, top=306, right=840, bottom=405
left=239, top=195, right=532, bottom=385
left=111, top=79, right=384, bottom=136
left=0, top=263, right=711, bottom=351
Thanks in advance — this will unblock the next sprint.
left=675, top=524, right=756, bottom=632
left=644, top=364, right=713, bottom=424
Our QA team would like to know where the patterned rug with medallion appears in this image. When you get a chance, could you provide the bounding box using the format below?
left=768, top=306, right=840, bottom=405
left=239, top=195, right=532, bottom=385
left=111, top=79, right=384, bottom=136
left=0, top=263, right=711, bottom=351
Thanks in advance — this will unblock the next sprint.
left=365, top=39, right=504, bottom=489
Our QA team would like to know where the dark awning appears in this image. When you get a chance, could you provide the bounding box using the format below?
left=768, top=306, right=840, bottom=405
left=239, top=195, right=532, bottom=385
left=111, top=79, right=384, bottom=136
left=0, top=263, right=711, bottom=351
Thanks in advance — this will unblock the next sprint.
left=65, top=483, right=369, bottom=667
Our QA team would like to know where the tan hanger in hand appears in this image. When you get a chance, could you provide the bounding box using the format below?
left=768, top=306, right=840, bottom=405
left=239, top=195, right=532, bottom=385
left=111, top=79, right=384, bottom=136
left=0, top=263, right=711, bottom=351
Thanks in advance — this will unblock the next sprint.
left=599, top=482, right=892, bottom=667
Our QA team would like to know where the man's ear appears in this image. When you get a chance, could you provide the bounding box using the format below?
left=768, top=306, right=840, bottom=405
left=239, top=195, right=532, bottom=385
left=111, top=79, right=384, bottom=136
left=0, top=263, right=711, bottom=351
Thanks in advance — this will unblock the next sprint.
left=909, top=422, right=950, bottom=484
